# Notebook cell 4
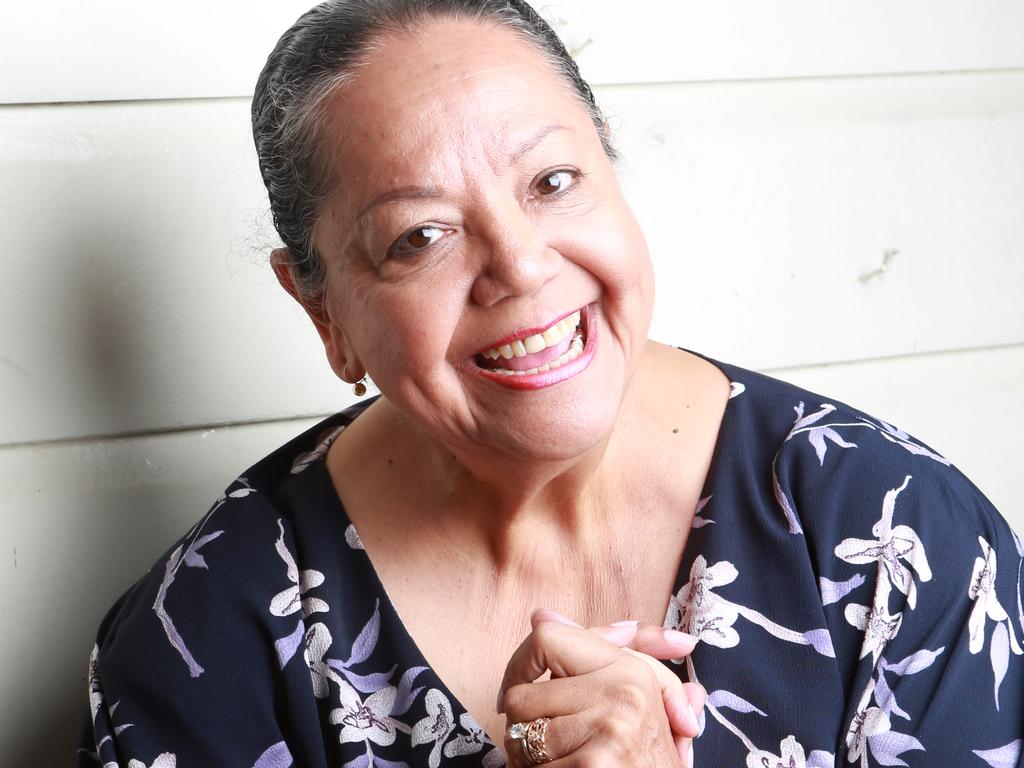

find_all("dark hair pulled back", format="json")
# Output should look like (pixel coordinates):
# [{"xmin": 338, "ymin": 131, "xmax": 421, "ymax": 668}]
[{"xmin": 251, "ymin": 0, "xmax": 614, "ymax": 299}]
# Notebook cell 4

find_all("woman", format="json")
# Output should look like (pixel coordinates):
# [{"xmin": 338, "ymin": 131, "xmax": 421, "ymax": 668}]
[{"xmin": 78, "ymin": 2, "xmax": 1023, "ymax": 767}]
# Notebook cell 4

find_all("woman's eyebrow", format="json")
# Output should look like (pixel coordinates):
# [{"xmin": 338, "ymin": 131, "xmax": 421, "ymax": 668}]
[
  {"xmin": 355, "ymin": 185, "xmax": 444, "ymax": 222},
  {"xmin": 353, "ymin": 125, "xmax": 570, "ymax": 225},
  {"xmin": 508, "ymin": 124, "xmax": 570, "ymax": 165}
]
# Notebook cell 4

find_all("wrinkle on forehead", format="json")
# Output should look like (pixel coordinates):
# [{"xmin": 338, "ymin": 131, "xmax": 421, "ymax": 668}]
[{"xmin": 322, "ymin": 20, "xmax": 587, "ymax": 184}]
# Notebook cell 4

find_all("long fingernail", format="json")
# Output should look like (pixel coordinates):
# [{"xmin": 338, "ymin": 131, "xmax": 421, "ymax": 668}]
[
  {"xmin": 611, "ymin": 619, "xmax": 638, "ymax": 627},
  {"xmin": 687, "ymin": 743, "xmax": 694, "ymax": 765},
  {"xmin": 686, "ymin": 703, "xmax": 699, "ymax": 732},
  {"xmin": 664, "ymin": 628, "xmax": 698, "ymax": 649},
  {"xmin": 496, "ymin": 689, "xmax": 504, "ymax": 714},
  {"xmin": 604, "ymin": 623, "xmax": 639, "ymax": 643}
]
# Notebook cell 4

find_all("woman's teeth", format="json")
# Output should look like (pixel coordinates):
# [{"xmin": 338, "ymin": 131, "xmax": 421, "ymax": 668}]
[
  {"xmin": 481, "ymin": 310, "xmax": 582, "ymax": 361},
  {"xmin": 489, "ymin": 333, "xmax": 584, "ymax": 376}
]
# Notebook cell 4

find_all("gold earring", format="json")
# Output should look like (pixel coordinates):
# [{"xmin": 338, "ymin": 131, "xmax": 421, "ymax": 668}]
[{"xmin": 352, "ymin": 377, "xmax": 368, "ymax": 397}]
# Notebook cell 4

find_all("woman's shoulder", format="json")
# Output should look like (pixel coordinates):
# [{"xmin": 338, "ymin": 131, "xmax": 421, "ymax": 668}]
[
  {"xmin": 80, "ymin": 403, "xmax": 380, "ymax": 766},
  {"xmin": 93, "ymin": 400, "xmax": 377, "ymax": 646},
  {"xmin": 677, "ymin": 353, "xmax": 1024, "ymax": 764},
  {"xmin": 705, "ymin": 352, "xmax": 1009, "ymax": 535}
]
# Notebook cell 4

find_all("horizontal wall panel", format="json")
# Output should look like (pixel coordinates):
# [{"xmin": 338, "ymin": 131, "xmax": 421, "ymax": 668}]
[
  {"xmin": 2, "ymin": 71, "xmax": 1022, "ymax": 445},
  {"xmin": 0, "ymin": 417, "xmax": 321, "ymax": 765},
  {"xmin": 0, "ymin": 0, "xmax": 315, "ymax": 105},
  {"xmin": 770, "ymin": 345, "xmax": 1024, "ymax": 528},
  {"xmin": 622, "ymin": 71, "xmax": 1024, "ymax": 366},
  {"xmin": 0, "ymin": 98, "xmax": 355, "ymax": 445},
  {"xmin": 3, "ymin": 1, "xmax": 1024, "ymax": 105},
  {"xmin": 557, "ymin": 0, "xmax": 1024, "ymax": 87}
]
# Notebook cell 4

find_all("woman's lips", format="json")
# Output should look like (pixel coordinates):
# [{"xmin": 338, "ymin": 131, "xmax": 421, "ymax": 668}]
[{"xmin": 469, "ymin": 306, "xmax": 595, "ymax": 387}]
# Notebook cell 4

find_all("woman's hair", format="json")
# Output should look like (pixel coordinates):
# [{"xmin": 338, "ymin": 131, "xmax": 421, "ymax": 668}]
[{"xmin": 252, "ymin": 0, "xmax": 614, "ymax": 300}]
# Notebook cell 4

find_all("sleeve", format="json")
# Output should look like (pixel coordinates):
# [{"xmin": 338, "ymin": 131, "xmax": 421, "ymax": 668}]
[
  {"xmin": 74, "ymin": 485, "xmax": 324, "ymax": 768},
  {"xmin": 778, "ymin": 409, "xmax": 1024, "ymax": 767}
]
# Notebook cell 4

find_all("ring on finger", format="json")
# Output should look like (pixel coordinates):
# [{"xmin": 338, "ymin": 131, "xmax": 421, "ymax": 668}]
[{"xmin": 507, "ymin": 717, "xmax": 553, "ymax": 765}]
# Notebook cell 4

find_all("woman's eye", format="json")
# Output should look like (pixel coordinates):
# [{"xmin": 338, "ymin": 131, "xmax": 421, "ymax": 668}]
[
  {"xmin": 535, "ymin": 169, "xmax": 577, "ymax": 196},
  {"xmin": 389, "ymin": 225, "xmax": 446, "ymax": 257}
]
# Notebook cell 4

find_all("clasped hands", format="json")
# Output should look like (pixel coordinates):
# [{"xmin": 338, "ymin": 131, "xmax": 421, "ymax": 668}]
[{"xmin": 498, "ymin": 609, "xmax": 705, "ymax": 767}]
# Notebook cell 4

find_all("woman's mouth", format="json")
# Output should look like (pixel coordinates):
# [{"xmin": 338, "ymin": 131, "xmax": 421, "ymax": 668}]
[
  {"xmin": 470, "ymin": 306, "xmax": 596, "ymax": 388},
  {"xmin": 476, "ymin": 309, "xmax": 584, "ymax": 375}
]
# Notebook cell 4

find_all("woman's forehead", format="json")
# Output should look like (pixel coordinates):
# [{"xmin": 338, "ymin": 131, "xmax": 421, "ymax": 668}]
[{"xmin": 319, "ymin": 19, "xmax": 595, "ymax": 198}]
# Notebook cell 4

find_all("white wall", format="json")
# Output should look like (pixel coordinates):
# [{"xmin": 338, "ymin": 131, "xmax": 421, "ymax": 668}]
[{"xmin": 1, "ymin": 2, "xmax": 1022, "ymax": 763}]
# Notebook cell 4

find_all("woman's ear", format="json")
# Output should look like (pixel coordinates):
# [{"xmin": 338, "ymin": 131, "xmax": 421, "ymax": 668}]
[{"xmin": 270, "ymin": 248, "xmax": 365, "ymax": 384}]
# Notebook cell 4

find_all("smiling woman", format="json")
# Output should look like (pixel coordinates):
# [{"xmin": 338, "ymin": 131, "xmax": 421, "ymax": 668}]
[{"xmin": 76, "ymin": 2, "xmax": 1023, "ymax": 768}]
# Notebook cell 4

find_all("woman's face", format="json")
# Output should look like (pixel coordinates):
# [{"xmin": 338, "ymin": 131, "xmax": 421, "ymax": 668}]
[{"xmin": 310, "ymin": 18, "xmax": 654, "ymax": 462}]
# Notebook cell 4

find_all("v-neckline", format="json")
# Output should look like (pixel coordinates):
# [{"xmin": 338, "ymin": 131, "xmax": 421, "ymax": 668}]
[{"xmin": 310, "ymin": 350, "xmax": 741, "ymax": 756}]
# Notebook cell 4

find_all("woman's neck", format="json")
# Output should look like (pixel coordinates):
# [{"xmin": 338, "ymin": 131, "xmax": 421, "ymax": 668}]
[{"xmin": 326, "ymin": 343, "xmax": 731, "ymax": 576}]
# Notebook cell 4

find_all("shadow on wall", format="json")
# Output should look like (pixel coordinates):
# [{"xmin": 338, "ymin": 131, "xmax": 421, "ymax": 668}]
[{"xmin": 3, "ymin": 167, "xmax": 237, "ymax": 764}]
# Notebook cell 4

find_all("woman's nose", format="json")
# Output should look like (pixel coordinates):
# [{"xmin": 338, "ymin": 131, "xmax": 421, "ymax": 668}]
[{"xmin": 468, "ymin": 208, "xmax": 562, "ymax": 307}]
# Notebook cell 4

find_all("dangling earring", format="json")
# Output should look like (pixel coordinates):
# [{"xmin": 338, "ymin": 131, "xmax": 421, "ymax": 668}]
[{"xmin": 352, "ymin": 377, "xmax": 368, "ymax": 397}]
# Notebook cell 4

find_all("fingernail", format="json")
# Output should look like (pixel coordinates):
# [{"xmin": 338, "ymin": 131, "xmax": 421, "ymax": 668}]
[
  {"xmin": 604, "ymin": 623, "xmax": 639, "ymax": 642},
  {"xmin": 611, "ymin": 620, "xmax": 638, "ymax": 627},
  {"xmin": 496, "ymin": 689, "xmax": 504, "ymax": 714},
  {"xmin": 664, "ymin": 628, "xmax": 698, "ymax": 649},
  {"xmin": 686, "ymin": 703, "xmax": 699, "ymax": 732},
  {"xmin": 687, "ymin": 743, "xmax": 694, "ymax": 765}
]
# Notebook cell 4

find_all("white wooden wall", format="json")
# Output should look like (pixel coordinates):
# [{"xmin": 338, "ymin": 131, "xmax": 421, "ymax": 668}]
[{"xmin": 1, "ymin": 1, "xmax": 1022, "ymax": 762}]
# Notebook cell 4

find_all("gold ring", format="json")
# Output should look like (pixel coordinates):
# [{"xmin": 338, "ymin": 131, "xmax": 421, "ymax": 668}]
[
  {"xmin": 506, "ymin": 717, "xmax": 553, "ymax": 765},
  {"xmin": 523, "ymin": 716, "xmax": 552, "ymax": 765}
]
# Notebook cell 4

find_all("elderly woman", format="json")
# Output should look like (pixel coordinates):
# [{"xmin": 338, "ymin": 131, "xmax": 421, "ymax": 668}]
[{"xmin": 78, "ymin": 1, "xmax": 1023, "ymax": 767}]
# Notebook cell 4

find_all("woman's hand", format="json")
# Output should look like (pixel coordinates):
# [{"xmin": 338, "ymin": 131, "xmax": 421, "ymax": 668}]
[{"xmin": 497, "ymin": 610, "xmax": 704, "ymax": 766}]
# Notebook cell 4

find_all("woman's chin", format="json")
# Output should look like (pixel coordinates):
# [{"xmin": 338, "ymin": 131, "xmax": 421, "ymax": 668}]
[{"xmin": 474, "ymin": 391, "xmax": 624, "ymax": 465}]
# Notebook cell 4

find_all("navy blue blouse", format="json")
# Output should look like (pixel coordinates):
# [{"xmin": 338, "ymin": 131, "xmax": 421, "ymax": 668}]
[{"xmin": 77, "ymin": 357, "xmax": 1023, "ymax": 768}]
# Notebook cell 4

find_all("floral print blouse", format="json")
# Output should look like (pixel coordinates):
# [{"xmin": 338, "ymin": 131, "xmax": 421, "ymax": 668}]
[{"xmin": 77, "ymin": 357, "xmax": 1023, "ymax": 768}]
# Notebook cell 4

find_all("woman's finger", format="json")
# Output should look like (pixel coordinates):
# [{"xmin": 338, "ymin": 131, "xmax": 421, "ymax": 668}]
[
  {"xmin": 589, "ymin": 619, "xmax": 702, "ymax": 745},
  {"xmin": 513, "ymin": 611, "xmax": 703, "ymax": 738},
  {"xmin": 504, "ymin": 663, "xmax": 683, "ymax": 767},
  {"xmin": 502, "ymin": 696, "xmax": 590, "ymax": 766},
  {"xmin": 591, "ymin": 620, "xmax": 699, "ymax": 660},
  {"xmin": 497, "ymin": 617, "xmax": 628, "ymax": 713},
  {"xmin": 619, "ymin": 647, "xmax": 701, "ymax": 739}
]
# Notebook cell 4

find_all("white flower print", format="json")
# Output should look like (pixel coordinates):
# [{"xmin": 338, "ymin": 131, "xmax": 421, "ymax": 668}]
[
  {"xmin": 88, "ymin": 645, "xmax": 104, "ymax": 722},
  {"xmin": 967, "ymin": 536, "xmax": 1023, "ymax": 709},
  {"xmin": 127, "ymin": 754, "xmax": 176, "ymax": 768},
  {"xmin": 269, "ymin": 520, "xmax": 329, "ymax": 618},
  {"xmin": 845, "ymin": 706, "xmax": 890, "ymax": 767},
  {"xmin": 834, "ymin": 476, "xmax": 931, "ymax": 610},
  {"xmin": 345, "ymin": 523, "xmax": 365, "ymax": 550},
  {"xmin": 291, "ymin": 426, "xmax": 345, "ymax": 473},
  {"xmin": 668, "ymin": 556, "xmax": 835, "ymax": 658},
  {"xmin": 667, "ymin": 556, "xmax": 740, "ymax": 649},
  {"xmin": 330, "ymin": 682, "xmax": 399, "ymax": 747},
  {"xmin": 747, "ymin": 735, "xmax": 807, "ymax": 768},
  {"xmin": 968, "ymin": 536, "xmax": 1021, "ymax": 654},
  {"xmin": 304, "ymin": 622, "xmax": 339, "ymax": 699},
  {"xmin": 411, "ymin": 689, "xmax": 456, "ymax": 768},
  {"xmin": 844, "ymin": 592, "xmax": 903, "ymax": 665},
  {"xmin": 443, "ymin": 712, "xmax": 505, "ymax": 766},
  {"xmin": 843, "ymin": 669, "xmax": 925, "ymax": 766},
  {"xmin": 692, "ymin": 495, "xmax": 715, "ymax": 529}
]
